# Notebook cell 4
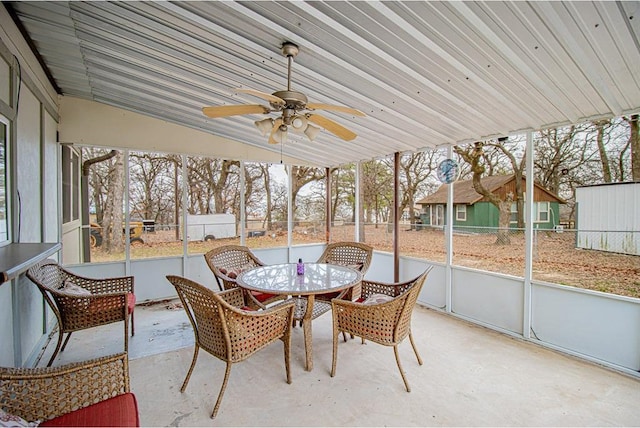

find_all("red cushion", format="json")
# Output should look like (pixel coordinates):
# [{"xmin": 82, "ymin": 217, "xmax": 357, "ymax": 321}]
[
  {"xmin": 251, "ymin": 291, "xmax": 277, "ymax": 302},
  {"xmin": 40, "ymin": 393, "xmax": 139, "ymax": 427},
  {"xmin": 355, "ymin": 297, "xmax": 365, "ymax": 303},
  {"xmin": 128, "ymin": 293, "xmax": 136, "ymax": 314}
]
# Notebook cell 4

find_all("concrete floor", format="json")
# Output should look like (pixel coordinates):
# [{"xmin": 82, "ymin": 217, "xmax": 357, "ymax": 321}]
[{"xmin": 44, "ymin": 300, "xmax": 640, "ymax": 427}]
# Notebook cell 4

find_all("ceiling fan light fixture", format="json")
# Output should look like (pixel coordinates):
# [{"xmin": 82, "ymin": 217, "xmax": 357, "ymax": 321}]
[
  {"xmin": 255, "ymin": 118, "xmax": 274, "ymax": 136},
  {"xmin": 274, "ymin": 125, "xmax": 288, "ymax": 144},
  {"xmin": 304, "ymin": 124, "xmax": 321, "ymax": 141},
  {"xmin": 291, "ymin": 115, "xmax": 307, "ymax": 130}
]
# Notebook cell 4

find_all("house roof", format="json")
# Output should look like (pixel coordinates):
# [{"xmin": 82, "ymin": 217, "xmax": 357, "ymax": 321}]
[
  {"xmin": 417, "ymin": 174, "xmax": 565, "ymax": 205},
  {"xmin": 6, "ymin": 1, "xmax": 640, "ymax": 168}
]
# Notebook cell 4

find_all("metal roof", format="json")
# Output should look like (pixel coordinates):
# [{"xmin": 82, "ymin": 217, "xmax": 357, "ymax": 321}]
[{"xmin": 8, "ymin": 1, "xmax": 640, "ymax": 167}]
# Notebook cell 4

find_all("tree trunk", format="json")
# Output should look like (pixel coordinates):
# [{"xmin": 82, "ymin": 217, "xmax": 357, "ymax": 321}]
[
  {"xmin": 496, "ymin": 200, "xmax": 512, "ymax": 245},
  {"xmin": 629, "ymin": 114, "xmax": 640, "ymax": 181},
  {"xmin": 595, "ymin": 120, "xmax": 612, "ymax": 182},
  {"xmin": 103, "ymin": 151, "xmax": 124, "ymax": 253}
]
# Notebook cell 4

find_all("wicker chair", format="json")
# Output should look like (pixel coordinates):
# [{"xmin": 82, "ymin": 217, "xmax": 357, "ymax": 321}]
[
  {"xmin": 0, "ymin": 353, "xmax": 139, "ymax": 426},
  {"xmin": 203, "ymin": 245, "xmax": 284, "ymax": 309},
  {"xmin": 315, "ymin": 241, "xmax": 373, "ymax": 302},
  {"xmin": 166, "ymin": 275, "xmax": 295, "ymax": 419},
  {"xmin": 330, "ymin": 267, "xmax": 432, "ymax": 392},
  {"xmin": 26, "ymin": 259, "xmax": 135, "ymax": 367}
]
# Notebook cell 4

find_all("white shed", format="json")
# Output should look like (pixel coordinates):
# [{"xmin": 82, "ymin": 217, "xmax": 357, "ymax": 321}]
[{"xmin": 575, "ymin": 182, "xmax": 640, "ymax": 255}]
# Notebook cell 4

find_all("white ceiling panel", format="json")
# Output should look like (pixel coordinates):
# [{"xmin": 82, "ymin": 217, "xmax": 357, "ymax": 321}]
[{"xmin": 7, "ymin": 1, "xmax": 640, "ymax": 167}]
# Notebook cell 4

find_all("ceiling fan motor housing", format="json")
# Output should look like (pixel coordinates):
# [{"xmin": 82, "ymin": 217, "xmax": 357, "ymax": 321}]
[{"xmin": 271, "ymin": 90, "xmax": 308, "ymax": 110}]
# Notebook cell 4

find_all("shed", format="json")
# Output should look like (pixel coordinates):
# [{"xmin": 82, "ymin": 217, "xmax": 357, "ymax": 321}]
[
  {"xmin": 575, "ymin": 182, "xmax": 640, "ymax": 256},
  {"xmin": 417, "ymin": 174, "xmax": 565, "ymax": 231}
]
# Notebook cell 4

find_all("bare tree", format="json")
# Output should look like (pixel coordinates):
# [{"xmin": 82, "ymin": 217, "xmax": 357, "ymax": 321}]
[
  {"xmin": 289, "ymin": 166, "xmax": 325, "ymax": 219},
  {"xmin": 330, "ymin": 165, "xmax": 355, "ymax": 223},
  {"xmin": 486, "ymin": 137, "xmax": 526, "ymax": 228},
  {"xmin": 592, "ymin": 119, "xmax": 613, "ymax": 183},
  {"xmin": 455, "ymin": 142, "xmax": 513, "ymax": 244},
  {"xmin": 626, "ymin": 114, "xmax": 639, "ymax": 180},
  {"xmin": 361, "ymin": 159, "xmax": 393, "ymax": 226},
  {"xmin": 101, "ymin": 151, "xmax": 125, "ymax": 253}
]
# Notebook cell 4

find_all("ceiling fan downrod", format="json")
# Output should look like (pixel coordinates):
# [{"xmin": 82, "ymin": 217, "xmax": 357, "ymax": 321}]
[{"xmin": 281, "ymin": 42, "xmax": 299, "ymax": 92}]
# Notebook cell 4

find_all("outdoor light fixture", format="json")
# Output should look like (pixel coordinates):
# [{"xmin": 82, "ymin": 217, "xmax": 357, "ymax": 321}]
[
  {"xmin": 254, "ymin": 118, "xmax": 274, "ymax": 136},
  {"xmin": 304, "ymin": 124, "xmax": 321, "ymax": 141},
  {"xmin": 255, "ymin": 113, "xmax": 321, "ymax": 144}
]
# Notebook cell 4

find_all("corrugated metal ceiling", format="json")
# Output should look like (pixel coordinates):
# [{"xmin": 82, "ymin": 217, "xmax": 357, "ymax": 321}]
[{"xmin": 8, "ymin": 1, "xmax": 640, "ymax": 167}]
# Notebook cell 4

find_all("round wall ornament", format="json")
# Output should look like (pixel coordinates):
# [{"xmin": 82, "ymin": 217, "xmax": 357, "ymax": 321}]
[{"xmin": 436, "ymin": 159, "xmax": 459, "ymax": 184}]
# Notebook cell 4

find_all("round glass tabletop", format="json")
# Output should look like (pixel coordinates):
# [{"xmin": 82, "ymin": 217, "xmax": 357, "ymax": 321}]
[{"xmin": 237, "ymin": 262, "xmax": 361, "ymax": 295}]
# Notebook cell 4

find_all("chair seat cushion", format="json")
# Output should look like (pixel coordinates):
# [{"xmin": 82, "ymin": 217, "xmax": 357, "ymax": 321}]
[
  {"xmin": 39, "ymin": 393, "xmax": 139, "ymax": 427},
  {"xmin": 251, "ymin": 290, "xmax": 277, "ymax": 302},
  {"xmin": 360, "ymin": 293, "xmax": 394, "ymax": 305},
  {"xmin": 128, "ymin": 293, "xmax": 136, "ymax": 314},
  {"xmin": 85, "ymin": 293, "xmax": 135, "ymax": 315}
]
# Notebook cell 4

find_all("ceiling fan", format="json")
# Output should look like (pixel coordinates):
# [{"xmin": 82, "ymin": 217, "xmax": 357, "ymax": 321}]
[{"xmin": 202, "ymin": 42, "xmax": 365, "ymax": 144}]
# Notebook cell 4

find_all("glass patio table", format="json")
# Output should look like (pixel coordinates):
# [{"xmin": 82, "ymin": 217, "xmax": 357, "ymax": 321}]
[{"xmin": 237, "ymin": 262, "xmax": 362, "ymax": 371}]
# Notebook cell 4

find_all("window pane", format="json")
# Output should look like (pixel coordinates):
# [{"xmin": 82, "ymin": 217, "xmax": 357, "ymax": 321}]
[
  {"xmin": 291, "ymin": 166, "xmax": 325, "ymax": 246},
  {"xmin": 185, "ymin": 156, "xmax": 241, "ymax": 255},
  {"xmin": 0, "ymin": 120, "xmax": 8, "ymax": 244},
  {"xmin": 62, "ymin": 146, "xmax": 71, "ymax": 223},
  {"xmin": 249, "ymin": 163, "xmax": 288, "ymax": 249},
  {"xmin": 84, "ymin": 148, "xmax": 125, "ymax": 262},
  {"xmin": 532, "ymin": 118, "xmax": 639, "ymax": 298},
  {"xmin": 72, "ymin": 152, "xmax": 79, "ymax": 221},
  {"xmin": 329, "ymin": 163, "xmax": 355, "ymax": 243},
  {"xmin": 129, "ymin": 151, "xmax": 182, "ymax": 259}
]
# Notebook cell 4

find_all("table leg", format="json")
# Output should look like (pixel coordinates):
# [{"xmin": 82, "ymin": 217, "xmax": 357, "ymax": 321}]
[{"xmin": 302, "ymin": 294, "xmax": 314, "ymax": 371}]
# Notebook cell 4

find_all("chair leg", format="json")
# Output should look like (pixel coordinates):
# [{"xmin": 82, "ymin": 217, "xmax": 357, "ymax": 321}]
[
  {"xmin": 59, "ymin": 332, "xmax": 73, "ymax": 353},
  {"xmin": 342, "ymin": 331, "xmax": 348, "ymax": 342},
  {"xmin": 180, "ymin": 346, "xmax": 200, "ymax": 392},
  {"xmin": 46, "ymin": 330, "xmax": 66, "ymax": 367},
  {"xmin": 408, "ymin": 331, "xmax": 423, "ymax": 365},
  {"xmin": 393, "ymin": 345, "xmax": 411, "ymax": 392},
  {"xmin": 211, "ymin": 362, "xmax": 232, "ymax": 419},
  {"xmin": 130, "ymin": 310, "xmax": 135, "ymax": 336},
  {"xmin": 284, "ymin": 331, "xmax": 291, "ymax": 384},
  {"xmin": 331, "ymin": 326, "xmax": 339, "ymax": 377}
]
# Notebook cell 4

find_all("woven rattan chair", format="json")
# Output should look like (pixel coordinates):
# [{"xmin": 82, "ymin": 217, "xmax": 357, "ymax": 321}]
[
  {"xmin": 0, "ymin": 353, "xmax": 138, "ymax": 426},
  {"xmin": 203, "ymin": 245, "xmax": 284, "ymax": 309},
  {"xmin": 26, "ymin": 259, "xmax": 135, "ymax": 367},
  {"xmin": 330, "ymin": 267, "xmax": 432, "ymax": 392},
  {"xmin": 166, "ymin": 275, "xmax": 295, "ymax": 419},
  {"xmin": 316, "ymin": 241, "xmax": 373, "ymax": 302}
]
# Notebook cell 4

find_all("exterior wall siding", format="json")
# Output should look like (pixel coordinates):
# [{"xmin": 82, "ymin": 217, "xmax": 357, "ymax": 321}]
[{"xmin": 421, "ymin": 201, "xmax": 560, "ymax": 231}]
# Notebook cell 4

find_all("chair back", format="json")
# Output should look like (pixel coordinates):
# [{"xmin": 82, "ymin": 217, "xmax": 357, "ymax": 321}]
[
  {"xmin": 26, "ymin": 260, "xmax": 72, "ymax": 323},
  {"xmin": 166, "ymin": 275, "xmax": 232, "ymax": 359},
  {"xmin": 26, "ymin": 259, "xmax": 68, "ymax": 293},
  {"xmin": 317, "ymin": 241, "xmax": 373, "ymax": 274},
  {"xmin": 394, "ymin": 269, "xmax": 430, "ymax": 342},
  {"xmin": 204, "ymin": 245, "xmax": 265, "ymax": 291}
]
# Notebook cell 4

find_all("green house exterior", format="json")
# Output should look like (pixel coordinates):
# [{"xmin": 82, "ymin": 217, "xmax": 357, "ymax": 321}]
[{"xmin": 417, "ymin": 175, "xmax": 564, "ymax": 231}]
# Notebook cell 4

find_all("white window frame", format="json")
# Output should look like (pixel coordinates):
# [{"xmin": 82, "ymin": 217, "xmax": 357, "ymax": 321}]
[
  {"xmin": 510, "ymin": 202, "xmax": 518, "ymax": 223},
  {"xmin": 536, "ymin": 201, "xmax": 549, "ymax": 222},
  {"xmin": 455, "ymin": 204, "xmax": 467, "ymax": 221},
  {"xmin": 431, "ymin": 204, "xmax": 445, "ymax": 226}
]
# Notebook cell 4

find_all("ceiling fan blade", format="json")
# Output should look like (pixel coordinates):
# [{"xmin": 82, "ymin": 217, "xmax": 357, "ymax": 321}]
[
  {"xmin": 235, "ymin": 88, "xmax": 285, "ymax": 105},
  {"xmin": 202, "ymin": 104, "xmax": 270, "ymax": 118},
  {"xmin": 307, "ymin": 114, "xmax": 357, "ymax": 141},
  {"xmin": 306, "ymin": 103, "xmax": 366, "ymax": 117},
  {"xmin": 268, "ymin": 118, "xmax": 284, "ymax": 145}
]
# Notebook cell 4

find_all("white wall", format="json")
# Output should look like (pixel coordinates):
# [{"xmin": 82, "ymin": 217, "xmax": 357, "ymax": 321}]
[{"xmin": 0, "ymin": 7, "xmax": 60, "ymax": 366}]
